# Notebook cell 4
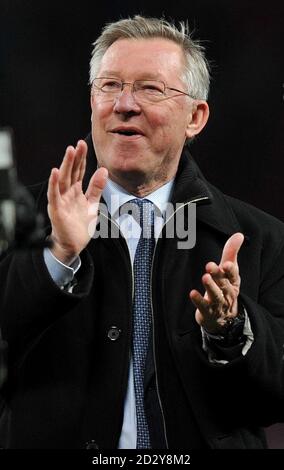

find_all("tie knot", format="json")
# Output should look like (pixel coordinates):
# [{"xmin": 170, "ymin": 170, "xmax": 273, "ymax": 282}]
[
  {"xmin": 125, "ymin": 199, "xmax": 154, "ymax": 238},
  {"xmin": 131, "ymin": 197, "xmax": 153, "ymax": 211},
  {"xmin": 132, "ymin": 198, "xmax": 153, "ymax": 224}
]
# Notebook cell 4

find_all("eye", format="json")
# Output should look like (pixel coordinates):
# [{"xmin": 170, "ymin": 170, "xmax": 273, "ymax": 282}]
[
  {"xmin": 101, "ymin": 79, "xmax": 121, "ymax": 92},
  {"xmin": 137, "ymin": 81, "xmax": 164, "ymax": 95}
]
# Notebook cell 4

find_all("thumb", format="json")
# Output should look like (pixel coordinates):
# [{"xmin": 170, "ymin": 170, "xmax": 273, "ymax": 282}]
[
  {"xmin": 85, "ymin": 167, "xmax": 108, "ymax": 203},
  {"xmin": 220, "ymin": 232, "xmax": 244, "ymax": 265}
]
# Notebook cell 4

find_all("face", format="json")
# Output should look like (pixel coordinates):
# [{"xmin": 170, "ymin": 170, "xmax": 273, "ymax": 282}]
[{"xmin": 90, "ymin": 38, "xmax": 208, "ymax": 193}]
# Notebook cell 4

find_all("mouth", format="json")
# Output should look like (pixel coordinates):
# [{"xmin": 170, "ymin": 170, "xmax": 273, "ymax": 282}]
[{"xmin": 109, "ymin": 127, "xmax": 145, "ymax": 139}]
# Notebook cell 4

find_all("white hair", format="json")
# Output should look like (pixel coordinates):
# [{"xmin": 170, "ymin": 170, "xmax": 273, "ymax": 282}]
[{"xmin": 89, "ymin": 15, "xmax": 210, "ymax": 100}]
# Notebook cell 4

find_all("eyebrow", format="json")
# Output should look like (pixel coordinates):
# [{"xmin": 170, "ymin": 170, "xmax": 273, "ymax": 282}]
[{"xmin": 98, "ymin": 71, "xmax": 165, "ymax": 80}]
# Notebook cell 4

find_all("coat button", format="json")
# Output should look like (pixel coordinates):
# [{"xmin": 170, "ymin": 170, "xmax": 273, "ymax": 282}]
[
  {"xmin": 107, "ymin": 326, "xmax": 121, "ymax": 341},
  {"xmin": 85, "ymin": 439, "xmax": 99, "ymax": 449}
]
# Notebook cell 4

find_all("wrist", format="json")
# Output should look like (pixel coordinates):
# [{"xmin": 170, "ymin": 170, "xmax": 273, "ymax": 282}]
[
  {"xmin": 204, "ymin": 302, "xmax": 245, "ymax": 335},
  {"xmin": 49, "ymin": 238, "xmax": 79, "ymax": 266},
  {"xmin": 204, "ymin": 307, "xmax": 246, "ymax": 345}
]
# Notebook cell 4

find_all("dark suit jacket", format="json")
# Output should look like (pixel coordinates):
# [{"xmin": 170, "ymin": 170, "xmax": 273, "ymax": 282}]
[{"xmin": 0, "ymin": 140, "xmax": 284, "ymax": 448}]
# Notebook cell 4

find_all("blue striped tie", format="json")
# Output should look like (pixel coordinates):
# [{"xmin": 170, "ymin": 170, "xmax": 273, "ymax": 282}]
[{"xmin": 131, "ymin": 199, "xmax": 154, "ymax": 449}]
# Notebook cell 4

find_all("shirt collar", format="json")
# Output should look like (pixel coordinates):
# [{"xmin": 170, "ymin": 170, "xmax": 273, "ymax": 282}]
[{"xmin": 102, "ymin": 177, "xmax": 174, "ymax": 219}]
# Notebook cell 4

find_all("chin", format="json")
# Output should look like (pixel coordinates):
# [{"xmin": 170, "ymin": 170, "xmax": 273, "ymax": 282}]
[
  {"xmin": 111, "ymin": 164, "xmax": 149, "ymax": 185},
  {"xmin": 110, "ymin": 153, "xmax": 148, "ymax": 172}
]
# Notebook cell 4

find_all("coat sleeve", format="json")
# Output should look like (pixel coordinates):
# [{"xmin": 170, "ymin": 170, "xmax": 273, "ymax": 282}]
[
  {"xmin": 0, "ymin": 247, "xmax": 94, "ymax": 367},
  {"xmin": 198, "ymin": 214, "xmax": 284, "ymax": 425},
  {"xmin": 238, "ymin": 232, "xmax": 284, "ymax": 413},
  {"xmin": 173, "ymin": 208, "xmax": 284, "ymax": 431}
]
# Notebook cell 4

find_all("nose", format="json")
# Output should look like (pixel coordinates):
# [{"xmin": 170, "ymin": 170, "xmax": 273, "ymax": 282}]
[{"xmin": 113, "ymin": 85, "xmax": 141, "ymax": 114}]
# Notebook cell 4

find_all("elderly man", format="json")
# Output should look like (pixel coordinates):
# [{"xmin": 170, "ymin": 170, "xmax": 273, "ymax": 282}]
[{"xmin": 0, "ymin": 15, "xmax": 284, "ymax": 449}]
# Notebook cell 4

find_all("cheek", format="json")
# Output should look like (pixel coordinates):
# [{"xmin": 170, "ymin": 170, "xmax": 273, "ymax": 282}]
[
  {"xmin": 149, "ymin": 105, "xmax": 188, "ymax": 142},
  {"xmin": 150, "ymin": 114, "xmax": 184, "ymax": 150},
  {"xmin": 91, "ymin": 98, "xmax": 112, "ymax": 125},
  {"xmin": 148, "ymin": 110, "xmax": 172, "ymax": 140},
  {"xmin": 91, "ymin": 109, "xmax": 108, "ymax": 144}
]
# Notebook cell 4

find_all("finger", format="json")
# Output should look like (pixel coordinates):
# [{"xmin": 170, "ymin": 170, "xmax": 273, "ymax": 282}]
[
  {"xmin": 85, "ymin": 167, "xmax": 108, "ymax": 203},
  {"xmin": 205, "ymin": 265, "xmax": 239, "ymax": 310},
  {"xmin": 47, "ymin": 168, "xmax": 61, "ymax": 208},
  {"xmin": 206, "ymin": 262, "xmax": 223, "ymax": 281},
  {"xmin": 189, "ymin": 289, "xmax": 210, "ymax": 316},
  {"xmin": 202, "ymin": 273, "xmax": 225, "ymax": 306},
  {"xmin": 70, "ymin": 143, "xmax": 83, "ymax": 185},
  {"xmin": 205, "ymin": 261, "xmax": 240, "ymax": 297},
  {"xmin": 73, "ymin": 180, "xmax": 83, "ymax": 197},
  {"xmin": 190, "ymin": 289, "xmax": 212, "ymax": 328},
  {"xmin": 220, "ymin": 232, "xmax": 244, "ymax": 265},
  {"xmin": 222, "ymin": 260, "xmax": 240, "ymax": 285},
  {"xmin": 58, "ymin": 145, "xmax": 75, "ymax": 192},
  {"xmin": 78, "ymin": 145, "xmax": 87, "ymax": 182},
  {"xmin": 71, "ymin": 140, "xmax": 88, "ymax": 185},
  {"xmin": 206, "ymin": 262, "xmax": 232, "ymax": 291}
]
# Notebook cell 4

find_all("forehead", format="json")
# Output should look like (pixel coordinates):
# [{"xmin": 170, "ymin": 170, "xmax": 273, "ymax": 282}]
[{"xmin": 98, "ymin": 38, "xmax": 185, "ymax": 81}]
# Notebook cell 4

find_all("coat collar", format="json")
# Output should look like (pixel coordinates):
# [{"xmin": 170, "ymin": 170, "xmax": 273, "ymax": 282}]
[
  {"xmin": 84, "ymin": 134, "xmax": 243, "ymax": 238},
  {"xmin": 171, "ymin": 145, "xmax": 244, "ymax": 237}
]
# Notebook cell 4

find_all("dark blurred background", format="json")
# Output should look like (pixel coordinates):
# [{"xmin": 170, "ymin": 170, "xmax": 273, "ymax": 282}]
[{"xmin": 1, "ymin": 0, "xmax": 284, "ymax": 447}]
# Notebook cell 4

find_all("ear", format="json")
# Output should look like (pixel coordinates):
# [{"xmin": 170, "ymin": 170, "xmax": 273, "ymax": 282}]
[{"xmin": 185, "ymin": 101, "xmax": 209, "ymax": 139}]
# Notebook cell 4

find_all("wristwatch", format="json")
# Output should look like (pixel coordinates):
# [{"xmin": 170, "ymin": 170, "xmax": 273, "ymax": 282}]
[{"xmin": 204, "ymin": 306, "xmax": 246, "ymax": 347}]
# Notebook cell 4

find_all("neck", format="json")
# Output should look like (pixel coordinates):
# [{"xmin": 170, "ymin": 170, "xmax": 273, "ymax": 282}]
[{"xmin": 109, "ymin": 171, "xmax": 175, "ymax": 197}]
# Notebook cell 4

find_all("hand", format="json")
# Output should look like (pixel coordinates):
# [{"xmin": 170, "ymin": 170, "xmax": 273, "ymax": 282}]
[
  {"xmin": 47, "ymin": 140, "xmax": 108, "ymax": 264},
  {"xmin": 189, "ymin": 233, "xmax": 244, "ymax": 335}
]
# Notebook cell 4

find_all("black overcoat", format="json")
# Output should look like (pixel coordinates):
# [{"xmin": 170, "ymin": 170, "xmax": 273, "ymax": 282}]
[{"xmin": 1, "ymin": 139, "xmax": 284, "ymax": 448}]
